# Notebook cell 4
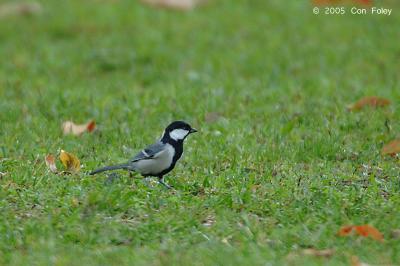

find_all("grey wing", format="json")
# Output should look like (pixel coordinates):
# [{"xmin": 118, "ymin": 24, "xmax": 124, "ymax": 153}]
[{"xmin": 130, "ymin": 142, "xmax": 167, "ymax": 162}]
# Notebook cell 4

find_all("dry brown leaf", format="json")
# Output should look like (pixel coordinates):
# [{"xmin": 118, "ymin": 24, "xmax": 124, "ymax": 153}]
[
  {"xmin": 347, "ymin": 96, "xmax": 391, "ymax": 111},
  {"xmin": 45, "ymin": 154, "xmax": 58, "ymax": 173},
  {"xmin": 141, "ymin": 0, "xmax": 204, "ymax": 10},
  {"xmin": 59, "ymin": 150, "xmax": 80, "ymax": 173},
  {"xmin": 302, "ymin": 248, "xmax": 335, "ymax": 258},
  {"xmin": 202, "ymin": 215, "xmax": 215, "ymax": 227},
  {"xmin": 87, "ymin": 120, "xmax": 96, "ymax": 132},
  {"xmin": 2, "ymin": 180, "xmax": 20, "ymax": 190},
  {"xmin": 390, "ymin": 229, "xmax": 400, "ymax": 239},
  {"xmin": 381, "ymin": 139, "xmax": 400, "ymax": 156},
  {"xmin": 205, "ymin": 112, "xmax": 222, "ymax": 123},
  {"xmin": 351, "ymin": 256, "xmax": 371, "ymax": 266},
  {"xmin": 251, "ymin": 184, "xmax": 261, "ymax": 193},
  {"xmin": 0, "ymin": 2, "xmax": 42, "ymax": 18},
  {"xmin": 338, "ymin": 225, "xmax": 384, "ymax": 242},
  {"xmin": 221, "ymin": 235, "xmax": 232, "ymax": 245},
  {"xmin": 62, "ymin": 120, "xmax": 96, "ymax": 136},
  {"xmin": 0, "ymin": 172, "xmax": 6, "ymax": 180},
  {"xmin": 71, "ymin": 197, "xmax": 80, "ymax": 207}
]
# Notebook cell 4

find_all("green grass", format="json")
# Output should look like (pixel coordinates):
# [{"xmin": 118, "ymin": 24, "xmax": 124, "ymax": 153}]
[{"xmin": 1, "ymin": 0, "xmax": 400, "ymax": 265}]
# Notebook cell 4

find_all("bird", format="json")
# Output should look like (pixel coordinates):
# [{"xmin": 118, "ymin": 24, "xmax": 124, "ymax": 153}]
[{"xmin": 90, "ymin": 121, "xmax": 197, "ymax": 189}]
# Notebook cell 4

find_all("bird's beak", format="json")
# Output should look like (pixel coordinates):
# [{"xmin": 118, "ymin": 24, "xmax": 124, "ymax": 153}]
[{"xmin": 189, "ymin": 128, "xmax": 198, "ymax": 134}]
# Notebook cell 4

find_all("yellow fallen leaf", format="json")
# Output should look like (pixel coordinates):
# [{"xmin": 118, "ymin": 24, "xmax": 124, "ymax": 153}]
[
  {"xmin": 62, "ymin": 120, "xmax": 96, "ymax": 136},
  {"xmin": 45, "ymin": 154, "xmax": 58, "ymax": 173},
  {"xmin": 59, "ymin": 150, "xmax": 80, "ymax": 173}
]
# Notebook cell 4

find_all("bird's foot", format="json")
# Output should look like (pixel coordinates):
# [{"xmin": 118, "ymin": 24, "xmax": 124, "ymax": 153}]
[{"xmin": 158, "ymin": 179, "xmax": 173, "ymax": 190}]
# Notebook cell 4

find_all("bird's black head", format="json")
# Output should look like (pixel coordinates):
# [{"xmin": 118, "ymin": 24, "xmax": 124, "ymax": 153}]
[{"xmin": 161, "ymin": 120, "xmax": 197, "ymax": 142}]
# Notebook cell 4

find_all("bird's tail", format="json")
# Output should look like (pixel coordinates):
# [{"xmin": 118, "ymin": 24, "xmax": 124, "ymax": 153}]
[{"xmin": 89, "ymin": 163, "xmax": 131, "ymax": 175}]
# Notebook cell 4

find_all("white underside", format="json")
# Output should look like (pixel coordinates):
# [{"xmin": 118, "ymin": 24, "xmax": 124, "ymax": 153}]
[{"xmin": 132, "ymin": 143, "xmax": 175, "ymax": 175}]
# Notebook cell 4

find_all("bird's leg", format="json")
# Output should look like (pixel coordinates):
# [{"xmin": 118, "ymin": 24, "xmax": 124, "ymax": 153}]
[{"xmin": 158, "ymin": 176, "xmax": 172, "ymax": 189}]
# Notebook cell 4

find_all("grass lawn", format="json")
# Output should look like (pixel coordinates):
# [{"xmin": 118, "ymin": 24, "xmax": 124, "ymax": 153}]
[{"xmin": 1, "ymin": 0, "xmax": 400, "ymax": 265}]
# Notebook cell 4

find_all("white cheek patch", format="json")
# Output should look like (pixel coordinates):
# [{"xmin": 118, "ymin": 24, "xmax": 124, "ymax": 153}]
[{"xmin": 169, "ymin": 129, "xmax": 189, "ymax": 140}]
